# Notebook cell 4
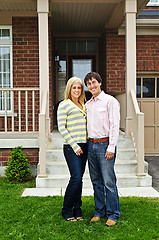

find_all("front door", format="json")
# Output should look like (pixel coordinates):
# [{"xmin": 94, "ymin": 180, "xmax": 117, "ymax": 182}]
[
  {"xmin": 69, "ymin": 56, "xmax": 96, "ymax": 100},
  {"xmin": 54, "ymin": 39, "xmax": 97, "ymax": 128}
]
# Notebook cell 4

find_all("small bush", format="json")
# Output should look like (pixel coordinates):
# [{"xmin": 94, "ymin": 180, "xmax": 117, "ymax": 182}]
[{"xmin": 5, "ymin": 146, "xmax": 31, "ymax": 182}]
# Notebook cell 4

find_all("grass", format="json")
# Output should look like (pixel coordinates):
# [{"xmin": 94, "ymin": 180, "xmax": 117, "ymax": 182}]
[{"xmin": 0, "ymin": 178, "xmax": 159, "ymax": 240}]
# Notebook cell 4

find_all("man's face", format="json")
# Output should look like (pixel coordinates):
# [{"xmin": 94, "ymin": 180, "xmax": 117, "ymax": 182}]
[{"xmin": 86, "ymin": 77, "xmax": 101, "ymax": 97}]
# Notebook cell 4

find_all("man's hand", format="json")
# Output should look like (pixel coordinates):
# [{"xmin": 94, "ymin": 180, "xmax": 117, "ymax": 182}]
[
  {"xmin": 76, "ymin": 148, "xmax": 83, "ymax": 156},
  {"xmin": 105, "ymin": 151, "xmax": 114, "ymax": 160}
]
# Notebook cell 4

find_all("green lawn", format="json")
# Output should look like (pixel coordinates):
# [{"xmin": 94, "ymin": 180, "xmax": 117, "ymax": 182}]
[{"xmin": 0, "ymin": 178, "xmax": 159, "ymax": 240}]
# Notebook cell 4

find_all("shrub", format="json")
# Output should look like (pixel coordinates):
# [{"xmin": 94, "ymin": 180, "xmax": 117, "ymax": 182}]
[{"xmin": 5, "ymin": 146, "xmax": 31, "ymax": 182}]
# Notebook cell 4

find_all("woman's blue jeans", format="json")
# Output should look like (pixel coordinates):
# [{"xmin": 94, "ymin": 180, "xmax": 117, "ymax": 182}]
[
  {"xmin": 88, "ymin": 140, "xmax": 120, "ymax": 221},
  {"xmin": 62, "ymin": 143, "xmax": 87, "ymax": 219}
]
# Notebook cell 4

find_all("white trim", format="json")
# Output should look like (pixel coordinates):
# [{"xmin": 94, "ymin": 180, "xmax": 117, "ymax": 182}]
[
  {"xmin": 118, "ymin": 19, "xmax": 159, "ymax": 35},
  {"xmin": 0, "ymin": 26, "xmax": 13, "ymax": 113},
  {"xmin": 0, "ymin": 26, "xmax": 12, "ymax": 44},
  {"xmin": 147, "ymin": 0, "xmax": 159, "ymax": 6}
]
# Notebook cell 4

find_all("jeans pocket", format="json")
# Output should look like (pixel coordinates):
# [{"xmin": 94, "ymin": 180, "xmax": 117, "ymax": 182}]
[{"xmin": 100, "ymin": 141, "xmax": 109, "ymax": 148}]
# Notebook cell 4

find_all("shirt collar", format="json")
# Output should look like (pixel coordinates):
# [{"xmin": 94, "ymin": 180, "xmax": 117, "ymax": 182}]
[{"xmin": 89, "ymin": 91, "xmax": 104, "ymax": 102}]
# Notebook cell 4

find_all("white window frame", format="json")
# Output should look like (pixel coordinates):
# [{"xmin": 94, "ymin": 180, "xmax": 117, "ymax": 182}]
[
  {"xmin": 0, "ymin": 26, "xmax": 13, "ymax": 114},
  {"xmin": 147, "ymin": 0, "xmax": 159, "ymax": 6}
]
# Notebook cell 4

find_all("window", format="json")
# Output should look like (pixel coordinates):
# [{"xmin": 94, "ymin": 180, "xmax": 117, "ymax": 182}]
[
  {"xmin": 137, "ymin": 76, "xmax": 159, "ymax": 98},
  {"xmin": 57, "ymin": 40, "xmax": 97, "ymax": 54},
  {"xmin": 147, "ymin": 0, "xmax": 159, "ymax": 6},
  {"xmin": 0, "ymin": 26, "xmax": 12, "ymax": 111}
]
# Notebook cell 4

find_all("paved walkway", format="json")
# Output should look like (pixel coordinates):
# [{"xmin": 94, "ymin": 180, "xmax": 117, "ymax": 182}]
[
  {"xmin": 22, "ymin": 186, "xmax": 159, "ymax": 198},
  {"xmin": 145, "ymin": 156, "xmax": 159, "ymax": 192}
]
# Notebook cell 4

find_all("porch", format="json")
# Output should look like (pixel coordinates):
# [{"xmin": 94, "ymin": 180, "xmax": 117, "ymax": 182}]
[{"xmin": 0, "ymin": 0, "xmax": 154, "ymax": 192}]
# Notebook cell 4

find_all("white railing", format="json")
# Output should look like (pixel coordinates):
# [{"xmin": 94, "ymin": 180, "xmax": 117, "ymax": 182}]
[
  {"xmin": 0, "ymin": 87, "xmax": 39, "ymax": 134},
  {"xmin": 130, "ymin": 90, "xmax": 145, "ymax": 176},
  {"xmin": 115, "ymin": 91, "xmax": 126, "ymax": 131},
  {"xmin": 38, "ymin": 90, "xmax": 50, "ymax": 178}
]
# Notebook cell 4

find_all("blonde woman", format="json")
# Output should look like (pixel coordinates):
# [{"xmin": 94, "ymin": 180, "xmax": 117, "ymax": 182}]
[{"xmin": 57, "ymin": 77, "xmax": 87, "ymax": 222}]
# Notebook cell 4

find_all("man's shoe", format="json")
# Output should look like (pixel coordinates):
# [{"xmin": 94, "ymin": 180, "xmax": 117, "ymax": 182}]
[
  {"xmin": 106, "ymin": 219, "xmax": 116, "ymax": 226},
  {"xmin": 90, "ymin": 216, "xmax": 101, "ymax": 222}
]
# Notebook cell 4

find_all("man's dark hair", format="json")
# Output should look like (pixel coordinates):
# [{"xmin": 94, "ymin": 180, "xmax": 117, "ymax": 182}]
[{"xmin": 84, "ymin": 72, "xmax": 102, "ymax": 86}]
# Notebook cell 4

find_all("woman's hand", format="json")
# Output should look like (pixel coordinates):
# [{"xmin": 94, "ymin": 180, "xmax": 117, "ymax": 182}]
[{"xmin": 76, "ymin": 148, "xmax": 83, "ymax": 156}]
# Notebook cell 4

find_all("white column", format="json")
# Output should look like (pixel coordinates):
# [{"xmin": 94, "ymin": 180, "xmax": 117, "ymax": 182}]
[
  {"xmin": 125, "ymin": 0, "xmax": 137, "ymax": 137},
  {"xmin": 37, "ymin": 0, "xmax": 49, "ymax": 178},
  {"xmin": 37, "ymin": 0, "xmax": 49, "ymax": 115}
]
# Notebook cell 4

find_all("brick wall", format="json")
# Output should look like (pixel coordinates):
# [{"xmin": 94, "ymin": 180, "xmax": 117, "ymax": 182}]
[
  {"xmin": 11, "ymin": 16, "xmax": 53, "ymax": 132},
  {"xmin": 0, "ymin": 149, "xmax": 39, "ymax": 167},
  {"xmin": 106, "ymin": 31, "xmax": 159, "ymax": 94},
  {"xmin": 106, "ymin": 31, "xmax": 125, "ymax": 93},
  {"xmin": 12, "ymin": 17, "xmax": 39, "ymax": 131},
  {"xmin": 137, "ymin": 35, "xmax": 159, "ymax": 71}
]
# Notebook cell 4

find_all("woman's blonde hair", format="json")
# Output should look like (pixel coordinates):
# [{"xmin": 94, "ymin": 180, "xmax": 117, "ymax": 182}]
[{"xmin": 65, "ymin": 76, "xmax": 86, "ymax": 104}]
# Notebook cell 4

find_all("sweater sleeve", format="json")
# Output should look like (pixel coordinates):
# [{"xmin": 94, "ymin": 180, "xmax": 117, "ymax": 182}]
[{"xmin": 57, "ymin": 101, "xmax": 81, "ymax": 153}]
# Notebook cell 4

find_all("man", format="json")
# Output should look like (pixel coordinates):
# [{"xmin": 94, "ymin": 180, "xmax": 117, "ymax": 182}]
[{"xmin": 84, "ymin": 72, "xmax": 120, "ymax": 227}]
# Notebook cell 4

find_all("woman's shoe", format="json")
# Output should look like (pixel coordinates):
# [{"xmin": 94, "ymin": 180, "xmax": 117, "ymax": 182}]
[
  {"xmin": 66, "ymin": 217, "xmax": 77, "ymax": 222},
  {"xmin": 76, "ymin": 217, "xmax": 84, "ymax": 220}
]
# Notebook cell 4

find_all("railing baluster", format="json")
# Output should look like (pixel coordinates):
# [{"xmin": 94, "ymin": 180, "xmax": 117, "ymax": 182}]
[
  {"xmin": 4, "ymin": 91, "xmax": 7, "ymax": 132},
  {"xmin": 0, "ymin": 87, "xmax": 39, "ymax": 134},
  {"xmin": 32, "ymin": 90, "xmax": 35, "ymax": 132},
  {"xmin": 25, "ymin": 90, "xmax": 28, "ymax": 132},
  {"xmin": 11, "ymin": 91, "xmax": 14, "ymax": 132},
  {"xmin": 18, "ymin": 90, "xmax": 21, "ymax": 132}
]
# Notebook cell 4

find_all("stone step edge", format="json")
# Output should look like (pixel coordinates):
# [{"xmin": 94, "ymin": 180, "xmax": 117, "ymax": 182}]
[
  {"xmin": 42, "ymin": 159, "xmax": 138, "ymax": 164},
  {"xmin": 36, "ymin": 173, "xmax": 151, "ymax": 179}
]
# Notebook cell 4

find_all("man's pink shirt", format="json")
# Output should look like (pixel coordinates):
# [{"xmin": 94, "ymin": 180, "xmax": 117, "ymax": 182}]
[{"xmin": 85, "ymin": 91, "xmax": 120, "ymax": 153}]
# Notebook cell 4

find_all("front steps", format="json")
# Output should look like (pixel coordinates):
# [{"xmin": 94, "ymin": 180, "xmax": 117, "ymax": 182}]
[{"xmin": 36, "ymin": 131, "xmax": 152, "ymax": 191}]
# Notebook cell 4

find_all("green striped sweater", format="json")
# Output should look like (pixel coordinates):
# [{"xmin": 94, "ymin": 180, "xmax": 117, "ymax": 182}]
[{"xmin": 57, "ymin": 99, "xmax": 87, "ymax": 153}]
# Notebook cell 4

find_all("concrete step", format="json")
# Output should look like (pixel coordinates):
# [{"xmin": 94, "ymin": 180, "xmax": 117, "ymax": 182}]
[
  {"xmin": 116, "ymin": 148, "xmax": 136, "ymax": 160},
  {"xmin": 37, "ymin": 160, "xmax": 148, "ymax": 175},
  {"xmin": 47, "ymin": 131, "xmax": 132, "ymax": 150},
  {"xmin": 46, "ymin": 149, "xmax": 65, "ymax": 161},
  {"xmin": 36, "ymin": 173, "xmax": 152, "ymax": 188},
  {"xmin": 46, "ymin": 148, "xmax": 137, "ymax": 162},
  {"xmin": 37, "ymin": 130, "xmax": 152, "ymax": 189}
]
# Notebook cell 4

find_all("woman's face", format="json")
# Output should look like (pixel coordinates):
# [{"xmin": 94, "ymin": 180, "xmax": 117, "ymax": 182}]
[{"xmin": 71, "ymin": 82, "xmax": 82, "ymax": 100}]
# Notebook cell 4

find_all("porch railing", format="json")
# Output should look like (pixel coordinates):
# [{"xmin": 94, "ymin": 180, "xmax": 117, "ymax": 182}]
[
  {"xmin": 38, "ymin": 90, "xmax": 50, "ymax": 178},
  {"xmin": 130, "ymin": 90, "xmax": 145, "ymax": 176},
  {"xmin": 0, "ymin": 87, "xmax": 39, "ymax": 134}
]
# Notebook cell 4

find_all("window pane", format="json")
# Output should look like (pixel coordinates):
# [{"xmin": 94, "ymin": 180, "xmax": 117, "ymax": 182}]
[
  {"xmin": 68, "ymin": 41, "xmax": 76, "ymax": 53},
  {"xmin": 58, "ymin": 41, "xmax": 66, "ymax": 53},
  {"xmin": 0, "ymin": 47, "xmax": 10, "ymax": 59},
  {"xmin": 72, "ymin": 59, "xmax": 92, "ymax": 91},
  {"xmin": 7, "ymin": 91, "xmax": 11, "ymax": 110},
  {"xmin": 57, "ymin": 57, "xmax": 66, "ymax": 102},
  {"xmin": 136, "ymin": 78, "xmax": 141, "ymax": 98},
  {"xmin": 0, "ymin": 91, "xmax": 3, "ymax": 110},
  {"xmin": 77, "ymin": 41, "xmax": 86, "ymax": 53},
  {"xmin": 143, "ymin": 78, "xmax": 155, "ymax": 98},
  {"xmin": 2, "ymin": 29, "xmax": 10, "ymax": 40},
  {"xmin": 87, "ymin": 41, "xmax": 96, "ymax": 53},
  {"xmin": 3, "ymin": 73, "xmax": 10, "ymax": 87},
  {"xmin": 0, "ymin": 45, "xmax": 11, "ymax": 111},
  {"xmin": 0, "ymin": 73, "xmax": 2, "ymax": 86},
  {"xmin": 0, "ymin": 29, "xmax": 10, "ymax": 40},
  {"xmin": 3, "ymin": 60, "xmax": 10, "ymax": 72},
  {"xmin": 157, "ymin": 78, "xmax": 159, "ymax": 98}
]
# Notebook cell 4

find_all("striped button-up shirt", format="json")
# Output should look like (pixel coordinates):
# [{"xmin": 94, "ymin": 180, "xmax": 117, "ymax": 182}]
[
  {"xmin": 85, "ymin": 91, "xmax": 120, "ymax": 153},
  {"xmin": 57, "ymin": 99, "xmax": 87, "ymax": 153}
]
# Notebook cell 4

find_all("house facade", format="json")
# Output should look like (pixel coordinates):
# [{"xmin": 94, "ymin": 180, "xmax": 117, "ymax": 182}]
[{"xmin": 0, "ymin": 0, "xmax": 158, "ymax": 178}]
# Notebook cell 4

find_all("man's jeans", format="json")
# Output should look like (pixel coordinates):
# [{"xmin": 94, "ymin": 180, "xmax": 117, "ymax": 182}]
[
  {"xmin": 88, "ymin": 140, "xmax": 120, "ymax": 221},
  {"xmin": 62, "ymin": 143, "xmax": 87, "ymax": 219}
]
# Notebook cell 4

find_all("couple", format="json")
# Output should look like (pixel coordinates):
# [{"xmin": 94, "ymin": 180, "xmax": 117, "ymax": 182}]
[{"xmin": 57, "ymin": 72, "xmax": 120, "ymax": 226}]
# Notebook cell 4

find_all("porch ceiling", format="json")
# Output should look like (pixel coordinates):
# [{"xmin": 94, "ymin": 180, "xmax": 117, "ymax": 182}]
[{"xmin": 0, "ymin": 0, "xmax": 150, "ymax": 32}]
